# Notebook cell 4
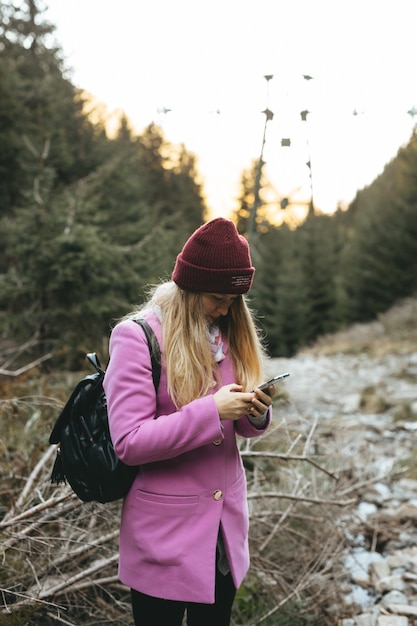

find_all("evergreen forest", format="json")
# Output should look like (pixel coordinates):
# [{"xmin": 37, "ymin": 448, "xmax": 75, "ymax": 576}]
[{"xmin": 1, "ymin": 0, "xmax": 417, "ymax": 369}]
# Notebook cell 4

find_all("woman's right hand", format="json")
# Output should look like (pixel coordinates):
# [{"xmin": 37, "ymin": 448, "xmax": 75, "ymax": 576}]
[{"xmin": 213, "ymin": 384, "xmax": 256, "ymax": 421}]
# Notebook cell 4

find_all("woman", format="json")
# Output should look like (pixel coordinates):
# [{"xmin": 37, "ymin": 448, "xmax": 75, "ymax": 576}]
[{"xmin": 103, "ymin": 217, "xmax": 273, "ymax": 626}]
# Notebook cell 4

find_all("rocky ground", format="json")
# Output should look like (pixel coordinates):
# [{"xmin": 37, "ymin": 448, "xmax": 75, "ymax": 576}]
[{"xmin": 266, "ymin": 308, "xmax": 417, "ymax": 626}]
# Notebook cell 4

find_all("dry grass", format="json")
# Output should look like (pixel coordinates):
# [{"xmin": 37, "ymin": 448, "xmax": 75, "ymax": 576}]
[{"xmin": 301, "ymin": 296, "xmax": 417, "ymax": 358}]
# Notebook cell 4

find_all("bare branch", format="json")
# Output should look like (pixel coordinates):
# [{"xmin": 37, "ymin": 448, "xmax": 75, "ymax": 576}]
[
  {"xmin": 38, "ymin": 554, "xmax": 119, "ymax": 599},
  {"xmin": 0, "ymin": 493, "xmax": 75, "ymax": 529},
  {"xmin": 0, "ymin": 352, "xmax": 54, "ymax": 377},
  {"xmin": 15, "ymin": 446, "xmax": 58, "ymax": 510},
  {"xmin": 241, "ymin": 450, "xmax": 339, "ymax": 480},
  {"xmin": 247, "ymin": 491, "xmax": 356, "ymax": 507}
]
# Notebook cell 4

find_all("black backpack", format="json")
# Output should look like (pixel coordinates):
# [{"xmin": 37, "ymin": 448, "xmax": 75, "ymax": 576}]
[{"xmin": 49, "ymin": 319, "xmax": 161, "ymax": 503}]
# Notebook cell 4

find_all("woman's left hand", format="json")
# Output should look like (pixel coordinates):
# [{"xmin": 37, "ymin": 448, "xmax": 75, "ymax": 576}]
[{"xmin": 249, "ymin": 386, "xmax": 273, "ymax": 417}]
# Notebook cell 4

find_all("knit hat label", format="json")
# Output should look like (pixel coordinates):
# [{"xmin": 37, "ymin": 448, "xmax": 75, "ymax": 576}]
[{"xmin": 230, "ymin": 275, "xmax": 253, "ymax": 289}]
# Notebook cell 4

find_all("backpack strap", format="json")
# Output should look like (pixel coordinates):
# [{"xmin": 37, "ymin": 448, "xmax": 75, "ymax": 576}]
[
  {"xmin": 49, "ymin": 321, "xmax": 161, "ymax": 448},
  {"xmin": 133, "ymin": 318, "xmax": 161, "ymax": 391},
  {"xmin": 87, "ymin": 319, "xmax": 161, "ymax": 389}
]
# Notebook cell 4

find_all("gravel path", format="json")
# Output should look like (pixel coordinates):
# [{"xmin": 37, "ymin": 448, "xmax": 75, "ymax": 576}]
[{"xmin": 265, "ymin": 350, "xmax": 417, "ymax": 623}]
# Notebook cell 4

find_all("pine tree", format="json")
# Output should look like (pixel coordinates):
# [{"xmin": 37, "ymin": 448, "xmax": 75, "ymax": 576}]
[
  {"xmin": 0, "ymin": 2, "xmax": 207, "ymax": 366},
  {"xmin": 296, "ymin": 213, "xmax": 338, "ymax": 344},
  {"xmin": 339, "ymin": 132, "xmax": 417, "ymax": 321},
  {"xmin": 254, "ymin": 225, "xmax": 309, "ymax": 357}
]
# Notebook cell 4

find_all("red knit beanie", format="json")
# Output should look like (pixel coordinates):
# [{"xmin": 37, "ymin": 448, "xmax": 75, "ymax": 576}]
[{"xmin": 172, "ymin": 218, "xmax": 255, "ymax": 294}]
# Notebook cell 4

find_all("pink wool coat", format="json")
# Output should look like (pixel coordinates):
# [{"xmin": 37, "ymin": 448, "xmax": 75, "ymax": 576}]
[{"xmin": 103, "ymin": 311, "xmax": 271, "ymax": 604}]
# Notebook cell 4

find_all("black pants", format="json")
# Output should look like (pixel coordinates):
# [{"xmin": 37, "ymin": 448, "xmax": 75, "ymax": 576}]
[{"xmin": 130, "ymin": 569, "xmax": 236, "ymax": 626}]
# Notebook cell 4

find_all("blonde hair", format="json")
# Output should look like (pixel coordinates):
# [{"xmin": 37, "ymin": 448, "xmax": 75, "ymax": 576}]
[{"xmin": 128, "ymin": 281, "xmax": 266, "ymax": 408}]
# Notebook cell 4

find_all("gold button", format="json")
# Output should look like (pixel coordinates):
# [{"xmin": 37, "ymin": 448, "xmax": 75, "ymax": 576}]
[
  {"xmin": 213, "ymin": 490, "xmax": 223, "ymax": 501},
  {"xmin": 212, "ymin": 439, "xmax": 222, "ymax": 446}
]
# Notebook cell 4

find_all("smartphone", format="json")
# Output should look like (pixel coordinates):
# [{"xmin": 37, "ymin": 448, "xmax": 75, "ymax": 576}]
[{"xmin": 257, "ymin": 373, "xmax": 290, "ymax": 391}]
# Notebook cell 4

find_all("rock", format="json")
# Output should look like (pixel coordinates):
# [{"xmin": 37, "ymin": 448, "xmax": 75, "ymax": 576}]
[
  {"xmin": 357, "ymin": 501, "xmax": 378, "ymax": 520},
  {"xmin": 369, "ymin": 560, "xmax": 391, "ymax": 592},
  {"xmin": 379, "ymin": 590, "xmax": 408, "ymax": 608},
  {"xmin": 356, "ymin": 614, "xmax": 378, "ymax": 626},
  {"xmin": 378, "ymin": 575, "xmax": 406, "ymax": 593},
  {"xmin": 385, "ymin": 603, "xmax": 417, "ymax": 616},
  {"xmin": 342, "ymin": 393, "xmax": 362, "ymax": 413},
  {"xmin": 376, "ymin": 617, "xmax": 408, "ymax": 626},
  {"xmin": 387, "ymin": 553, "xmax": 408, "ymax": 570},
  {"xmin": 345, "ymin": 550, "xmax": 384, "ymax": 588},
  {"xmin": 340, "ymin": 615, "xmax": 378, "ymax": 626}
]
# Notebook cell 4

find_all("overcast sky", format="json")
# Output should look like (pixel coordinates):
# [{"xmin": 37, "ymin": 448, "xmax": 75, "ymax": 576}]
[{"xmin": 45, "ymin": 0, "xmax": 417, "ymax": 220}]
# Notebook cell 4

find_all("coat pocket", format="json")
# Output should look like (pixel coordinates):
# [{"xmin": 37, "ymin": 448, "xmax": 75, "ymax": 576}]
[{"xmin": 132, "ymin": 489, "xmax": 200, "ymax": 566}]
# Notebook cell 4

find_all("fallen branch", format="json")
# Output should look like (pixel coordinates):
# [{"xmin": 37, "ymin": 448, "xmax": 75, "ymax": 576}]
[
  {"xmin": 241, "ymin": 450, "xmax": 339, "ymax": 480},
  {"xmin": 258, "ymin": 480, "xmax": 300, "ymax": 552},
  {"xmin": 0, "ymin": 587, "xmax": 62, "ymax": 613},
  {"xmin": 51, "ymin": 530, "xmax": 119, "ymax": 570},
  {"xmin": 62, "ymin": 574, "xmax": 120, "ymax": 592},
  {"xmin": 0, "ymin": 493, "xmax": 75, "ymax": 529},
  {"xmin": 46, "ymin": 611, "xmax": 77, "ymax": 626},
  {"xmin": 0, "ymin": 352, "xmax": 54, "ymax": 377},
  {"xmin": 1, "ymin": 498, "xmax": 101, "ymax": 551},
  {"xmin": 0, "ymin": 333, "xmax": 41, "ymax": 368},
  {"xmin": 337, "ymin": 470, "xmax": 405, "ymax": 497},
  {"xmin": 38, "ymin": 554, "xmax": 119, "ymax": 599},
  {"xmin": 302, "ymin": 413, "xmax": 318, "ymax": 456},
  {"xmin": 247, "ymin": 490, "xmax": 356, "ymax": 507},
  {"xmin": 15, "ymin": 445, "xmax": 58, "ymax": 510}
]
